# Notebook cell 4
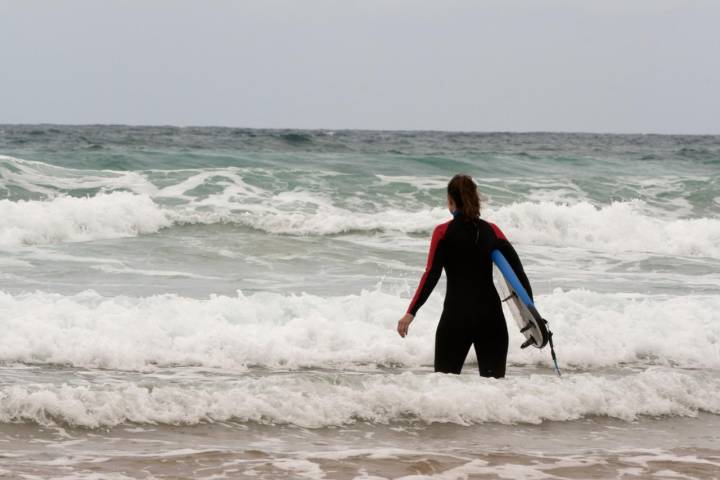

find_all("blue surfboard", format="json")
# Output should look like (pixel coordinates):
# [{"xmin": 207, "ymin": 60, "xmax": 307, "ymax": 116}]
[{"xmin": 491, "ymin": 249, "xmax": 549, "ymax": 349}]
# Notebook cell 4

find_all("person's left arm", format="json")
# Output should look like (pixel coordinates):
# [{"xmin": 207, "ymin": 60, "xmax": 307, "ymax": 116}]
[{"xmin": 491, "ymin": 223, "xmax": 533, "ymax": 300}]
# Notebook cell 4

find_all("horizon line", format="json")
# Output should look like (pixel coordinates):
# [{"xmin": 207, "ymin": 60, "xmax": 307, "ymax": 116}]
[{"xmin": 1, "ymin": 122, "xmax": 718, "ymax": 137}]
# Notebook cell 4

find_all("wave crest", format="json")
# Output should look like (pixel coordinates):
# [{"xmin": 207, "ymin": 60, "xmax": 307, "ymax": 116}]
[
  {"xmin": 1, "ymin": 369, "xmax": 717, "ymax": 428},
  {"xmin": 0, "ymin": 192, "xmax": 170, "ymax": 247},
  {"xmin": 1, "ymin": 288, "xmax": 718, "ymax": 371}
]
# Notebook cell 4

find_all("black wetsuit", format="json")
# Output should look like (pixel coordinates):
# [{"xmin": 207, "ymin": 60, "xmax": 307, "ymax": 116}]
[{"xmin": 406, "ymin": 215, "xmax": 533, "ymax": 378}]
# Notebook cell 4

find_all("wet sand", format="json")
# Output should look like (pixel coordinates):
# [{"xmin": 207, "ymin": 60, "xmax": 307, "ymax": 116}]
[{"xmin": 1, "ymin": 414, "xmax": 719, "ymax": 479}]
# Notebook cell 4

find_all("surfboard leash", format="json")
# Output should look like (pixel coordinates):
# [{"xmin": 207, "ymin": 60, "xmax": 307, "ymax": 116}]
[{"xmin": 547, "ymin": 329, "xmax": 561, "ymax": 377}]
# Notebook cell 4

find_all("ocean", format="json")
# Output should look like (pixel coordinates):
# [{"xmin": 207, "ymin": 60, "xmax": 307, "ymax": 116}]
[{"xmin": 0, "ymin": 125, "xmax": 719, "ymax": 479}]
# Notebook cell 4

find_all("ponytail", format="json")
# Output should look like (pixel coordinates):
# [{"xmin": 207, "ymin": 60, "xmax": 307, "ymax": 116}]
[{"xmin": 447, "ymin": 174, "xmax": 480, "ymax": 221}]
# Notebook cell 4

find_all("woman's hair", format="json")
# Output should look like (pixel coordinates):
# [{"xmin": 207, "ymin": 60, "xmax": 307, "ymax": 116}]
[{"xmin": 447, "ymin": 174, "xmax": 480, "ymax": 221}]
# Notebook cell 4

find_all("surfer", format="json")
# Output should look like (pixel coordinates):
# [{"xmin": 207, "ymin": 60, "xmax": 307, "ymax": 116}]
[{"xmin": 397, "ymin": 174, "xmax": 533, "ymax": 378}]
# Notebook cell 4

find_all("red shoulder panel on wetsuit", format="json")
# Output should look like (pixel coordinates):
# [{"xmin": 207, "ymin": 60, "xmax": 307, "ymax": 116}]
[
  {"xmin": 406, "ymin": 220, "xmax": 451, "ymax": 315},
  {"xmin": 423, "ymin": 221, "xmax": 451, "ymax": 269},
  {"xmin": 489, "ymin": 222, "xmax": 507, "ymax": 241}
]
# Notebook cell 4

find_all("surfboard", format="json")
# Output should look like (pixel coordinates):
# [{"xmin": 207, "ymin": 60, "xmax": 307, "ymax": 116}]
[{"xmin": 491, "ymin": 249, "xmax": 550, "ymax": 349}]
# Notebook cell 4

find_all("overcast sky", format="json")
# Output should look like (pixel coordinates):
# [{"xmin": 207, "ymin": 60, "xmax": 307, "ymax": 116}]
[{"xmin": 0, "ymin": 0, "xmax": 718, "ymax": 133}]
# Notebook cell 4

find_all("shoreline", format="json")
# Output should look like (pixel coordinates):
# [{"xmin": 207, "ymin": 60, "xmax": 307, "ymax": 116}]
[{"xmin": 2, "ymin": 414, "xmax": 719, "ymax": 478}]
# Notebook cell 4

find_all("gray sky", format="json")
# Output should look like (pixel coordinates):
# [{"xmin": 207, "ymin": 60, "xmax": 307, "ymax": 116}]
[{"xmin": 1, "ymin": 0, "xmax": 718, "ymax": 133}]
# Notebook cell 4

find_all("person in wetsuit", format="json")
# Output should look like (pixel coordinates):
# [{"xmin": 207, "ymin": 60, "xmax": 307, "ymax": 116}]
[{"xmin": 397, "ymin": 174, "xmax": 533, "ymax": 378}]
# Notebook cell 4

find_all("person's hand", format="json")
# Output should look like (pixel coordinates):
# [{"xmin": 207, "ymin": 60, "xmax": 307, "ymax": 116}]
[{"xmin": 397, "ymin": 313, "xmax": 414, "ymax": 338}]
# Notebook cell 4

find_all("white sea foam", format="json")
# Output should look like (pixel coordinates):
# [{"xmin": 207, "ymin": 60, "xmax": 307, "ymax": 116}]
[
  {"xmin": 0, "ymin": 192, "xmax": 171, "ymax": 248},
  {"xmin": 2, "ymin": 190, "xmax": 719, "ymax": 260},
  {"xmin": 90, "ymin": 264, "xmax": 222, "ymax": 279},
  {"xmin": 489, "ymin": 200, "xmax": 720, "ymax": 258},
  {"xmin": 0, "ymin": 154, "xmax": 158, "ymax": 197},
  {"xmin": 0, "ymin": 369, "xmax": 718, "ymax": 428},
  {"xmin": 166, "ymin": 202, "xmax": 449, "ymax": 236},
  {"xmin": 0, "ymin": 257, "xmax": 32, "ymax": 267},
  {"xmin": 518, "ymin": 288, "xmax": 720, "ymax": 369},
  {"xmin": 375, "ymin": 174, "xmax": 449, "ymax": 190},
  {"xmin": 0, "ymin": 288, "xmax": 718, "ymax": 371},
  {"xmin": 1, "ymin": 155, "xmax": 718, "ymax": 258}
]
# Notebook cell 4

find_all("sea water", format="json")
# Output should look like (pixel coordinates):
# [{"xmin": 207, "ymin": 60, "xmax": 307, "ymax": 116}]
[{"xmin": 0, "ymin": 126, "xmax": 718, "ymax": 479}]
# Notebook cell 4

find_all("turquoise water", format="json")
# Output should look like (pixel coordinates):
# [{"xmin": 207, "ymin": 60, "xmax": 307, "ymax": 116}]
[{"xmin": 0, "ymin": 125, "xmax": 719, "ymax": 478}]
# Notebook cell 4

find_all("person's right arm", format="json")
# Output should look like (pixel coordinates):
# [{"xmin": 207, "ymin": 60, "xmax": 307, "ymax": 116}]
[
  {"xmin": 398, "ymin": 222, "xmax": 449, "ymax": 337},
  {"xmin": 406, "ymin": 222, "xmax": 449, "ymax": 316}
]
